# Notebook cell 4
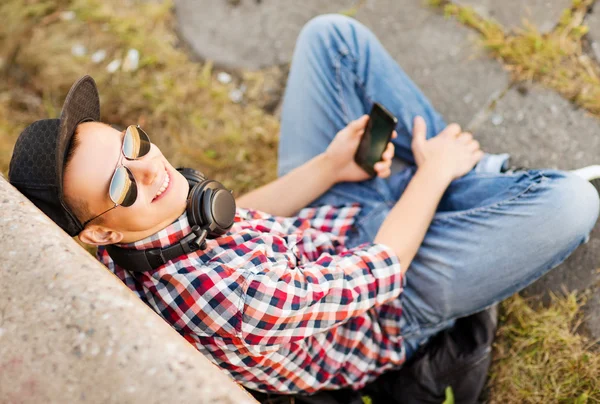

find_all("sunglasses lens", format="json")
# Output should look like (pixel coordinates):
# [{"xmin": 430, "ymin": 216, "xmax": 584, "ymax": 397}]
[
  {"xmin": 123, "ymin": 126, "xmax": 151, "ymax": 159},
  {"xmin": 110, "ymin": 166, "xmax": 137, "ymax": 207}
]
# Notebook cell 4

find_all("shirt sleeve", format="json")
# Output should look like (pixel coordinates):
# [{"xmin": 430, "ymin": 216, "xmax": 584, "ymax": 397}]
[{"xmin": 239, "ymin": 242, "xmax": 402, "ymax": 350}]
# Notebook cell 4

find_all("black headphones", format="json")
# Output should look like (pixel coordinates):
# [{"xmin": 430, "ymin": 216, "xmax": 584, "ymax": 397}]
[{"xmin": 106, "ymin": 168, "xmax": 236, "ymax": 273}]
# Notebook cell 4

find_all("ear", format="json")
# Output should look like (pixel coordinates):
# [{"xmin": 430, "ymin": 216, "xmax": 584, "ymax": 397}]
[{"xmin": 78, "ymin": 224, "xmax": 124, "ymax": 246}]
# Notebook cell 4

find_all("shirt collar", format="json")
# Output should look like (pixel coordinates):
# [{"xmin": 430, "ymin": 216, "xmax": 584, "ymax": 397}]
[{"xmin": 118, "ymin": 211, "xmax": 192, "ymax": 251}]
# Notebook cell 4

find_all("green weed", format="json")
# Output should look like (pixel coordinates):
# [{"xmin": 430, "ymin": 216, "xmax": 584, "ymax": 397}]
[{"xmin": 440, "ymin": 0, "xmax": 600, "ymax": 115}]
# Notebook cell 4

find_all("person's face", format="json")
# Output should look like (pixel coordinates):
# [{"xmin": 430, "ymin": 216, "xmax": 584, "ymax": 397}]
[{"xmin": 63, "ymin": 122, "xmax": 189, "ymax": 245}]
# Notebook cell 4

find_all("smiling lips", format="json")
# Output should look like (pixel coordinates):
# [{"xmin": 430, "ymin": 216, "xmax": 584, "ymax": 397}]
[{"xmin": 152, "ymin": 168, "xmax": 170, "ymax": 202}]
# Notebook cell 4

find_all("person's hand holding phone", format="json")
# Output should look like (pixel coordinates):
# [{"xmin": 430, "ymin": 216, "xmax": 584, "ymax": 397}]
[
  {"xmin": 324, "ymin": 115, "xmax": 397, "ymax": 183},
  {"xmin": 411, "ymin": 116, "xmax": 484, "ymax": 184}
]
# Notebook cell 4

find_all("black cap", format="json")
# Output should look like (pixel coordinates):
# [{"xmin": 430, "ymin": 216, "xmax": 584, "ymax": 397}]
[{"xmin": 8, "ymin": 75, "xmax": 101, "ymax": 236}]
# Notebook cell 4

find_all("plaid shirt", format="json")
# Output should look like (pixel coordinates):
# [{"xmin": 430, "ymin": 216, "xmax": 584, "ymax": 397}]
[{"xmin": 97, "ymin": 204, "xmax": 405, "ymax": 394}]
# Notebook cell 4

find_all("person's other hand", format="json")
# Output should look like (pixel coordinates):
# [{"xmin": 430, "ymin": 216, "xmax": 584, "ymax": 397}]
[
  {"xmin": 325, "ymin": 115, "xmax": 397, "ymax": 183},
  {"xmin": 411, "ymin": 116, "xmax": 484, "ymax": 183}
]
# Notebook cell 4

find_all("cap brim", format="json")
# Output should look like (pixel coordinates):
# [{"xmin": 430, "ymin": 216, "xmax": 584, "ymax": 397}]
[{"xmin": 56, "ymin": 75, "xmax": 101, "ymax": 232}]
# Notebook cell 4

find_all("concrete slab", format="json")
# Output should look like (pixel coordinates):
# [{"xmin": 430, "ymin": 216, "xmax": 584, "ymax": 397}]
[
  {"xmin": 0, "ymin": 177, "xmax": 257, "ymax": 404},
  {"xmin": 472, "ymin": 84, "xmax": 600, "ymax": 337},
  {"xmin": 454, "ymin": 0, "xmax": 572, "ymax": 33},
  {"xmin": 175, "ymin": 0, "xmax": 509, "ymax": 125},
  {"xmin": 174, "ymin": 0, "xmax": 357, "ymax": 70},
  {"xmin": 474, "ymin": 84, "xmax": 600, "ymax": 170}
]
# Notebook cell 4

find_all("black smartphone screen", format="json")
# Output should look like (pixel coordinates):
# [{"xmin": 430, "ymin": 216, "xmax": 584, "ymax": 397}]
[{"xmin": 354, "ymin": 103, "xmax": 398, "ymax": 176}]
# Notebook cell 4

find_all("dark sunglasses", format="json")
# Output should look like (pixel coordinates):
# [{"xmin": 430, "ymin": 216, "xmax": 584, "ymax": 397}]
[{"xmin": 82, "ymin": 125, "xmax": 152, "ymax": 227}]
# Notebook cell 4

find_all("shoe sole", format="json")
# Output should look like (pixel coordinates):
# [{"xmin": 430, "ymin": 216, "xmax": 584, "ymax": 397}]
[
  {"xmin": 571, "ymin": 165, "xmax": 600, "ymax": 196},
  {"xmin": 592, "ymin": 178, "xmax": 600, "ymax": 196}
]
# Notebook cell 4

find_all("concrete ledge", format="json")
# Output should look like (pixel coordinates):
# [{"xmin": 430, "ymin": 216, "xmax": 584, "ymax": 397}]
[{"xmin": 0, "ymin": 176, "xmax": 257, "ymax": 403}]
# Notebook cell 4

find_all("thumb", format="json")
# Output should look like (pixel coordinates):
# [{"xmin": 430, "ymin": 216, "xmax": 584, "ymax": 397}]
[
  {"xmin": 351, "ymin": 115, "xmax": 369, "ymax": 135},
  {"xmin": 412, "ymin": 116, "xmax": 427, "ymax": 149}
]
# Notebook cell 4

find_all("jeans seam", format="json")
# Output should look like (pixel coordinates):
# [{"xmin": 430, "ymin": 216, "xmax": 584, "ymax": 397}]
[
  {"xmin": 332, "ymin": 42, "xmax": 374, "ymax": 124},
  {"xmin": 349, "ymin": 62, "xmax": 374, "ymax": 109},
  {"xmin": 432, "ymin": 172, "xmax": 550, "ymax": 222},
  {"xmin": 333, "ymin": 50, "xmax": 351, "ymax": 123}
]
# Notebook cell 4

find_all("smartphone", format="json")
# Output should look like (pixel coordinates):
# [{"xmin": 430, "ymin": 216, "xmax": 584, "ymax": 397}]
[{"xmin": 354, "ymin": 102, "xmax": 398, "ymax": 177}]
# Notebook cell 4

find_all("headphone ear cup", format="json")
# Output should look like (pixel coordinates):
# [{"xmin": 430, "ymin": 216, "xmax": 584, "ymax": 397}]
[
  {"xmin": 201, "ymin": 188, "xmax": 215, "ymax": 231},
  {"xmin": 186, "ymin": 180, "xmax": 236, "ymax": 236},
  {"xmin": 203, "ymin": 187, "xmax": 236, "ymax": 236},
  {"xmin": 186, "ymin": 181, "xmax": 207, "ymax": 227}
]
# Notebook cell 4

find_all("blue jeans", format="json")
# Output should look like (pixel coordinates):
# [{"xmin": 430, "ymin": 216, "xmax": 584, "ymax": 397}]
[{"xmin": 277, "ymin": 15, "xmax": 600, "ymax": 359}]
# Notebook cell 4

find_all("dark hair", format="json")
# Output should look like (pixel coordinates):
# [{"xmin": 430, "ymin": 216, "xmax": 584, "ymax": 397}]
[{"xmin": 63, "ymin": 125, "xmax": 99, "ymax": 227}]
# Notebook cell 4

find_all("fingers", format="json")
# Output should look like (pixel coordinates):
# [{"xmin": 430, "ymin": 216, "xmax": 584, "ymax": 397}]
[
  {"xmin": 468, "ymin": 139, "xmax": 480, "ymax": 152},
  {"xmin": 457, "ymin": 132, "xmax": 473, "ymax": 142},
  {"xmin": 382, "ymin": 142, "xmax": 395, "ymax": 160},
  {"xmin": 412, "ymin": 116, "xmax": 427, "ymax": 149},
  {"xmin": 374, "ymin": 142, "xmax": 395, "ymax": 178},
  {"xmin": 463, "ymin": 134, "xmax": 483, "ymax": 166},
  {"xmin": 374, "ymin": 161, "xmax": 391, "ymax": 178},
  {"xmin": 348, "ymin": 115, "xmax": 369, "ymax": 134},
  {"xmin": 440, "ymin": 123, "xmax": 461, "ymax": 138},
  {"xmin": 456, "ymin": 132, "xmax": 481, "ymax": 152}
]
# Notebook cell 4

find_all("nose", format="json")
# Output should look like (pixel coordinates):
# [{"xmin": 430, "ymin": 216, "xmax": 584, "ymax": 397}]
[{"xmin": 126, "ymin": 156, "xmax": 161, "ymax": 187}]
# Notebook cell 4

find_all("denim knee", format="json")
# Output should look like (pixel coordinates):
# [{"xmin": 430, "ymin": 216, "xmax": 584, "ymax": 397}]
[
  {"xmin": 546, "ymin": 171, "xmax": 600, "ymax": 243},
  {"xmin": 300, "ymin": 14, "xmax": 355, "ymax": 39},
  {"xmin": 297, "ymin": 14, "xmax": 361, "ymax": 54}
]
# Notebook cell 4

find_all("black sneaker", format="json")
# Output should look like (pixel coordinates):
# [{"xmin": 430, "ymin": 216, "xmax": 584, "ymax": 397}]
[{"xmin": 571, "ymin": 165, "xmax": 600, "ymax": 195}]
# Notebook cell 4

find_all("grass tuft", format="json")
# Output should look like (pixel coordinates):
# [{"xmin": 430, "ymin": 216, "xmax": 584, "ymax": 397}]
[
  {"xmin": 0, "ymin": 0, "xmax": 280, "ymax": 194},
  {"xmin": 490, "ymin": 294, "xmax": 600, "ymax": 403},
  {"xmin": 441, "ymin": 0, "xmax": 600, "ymax": 115}
]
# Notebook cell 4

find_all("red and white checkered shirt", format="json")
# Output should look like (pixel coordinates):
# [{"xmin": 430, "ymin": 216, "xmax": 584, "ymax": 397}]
[{"xmin": 97, "ymin": 204, "xmax": 405, "ymax": 394}]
